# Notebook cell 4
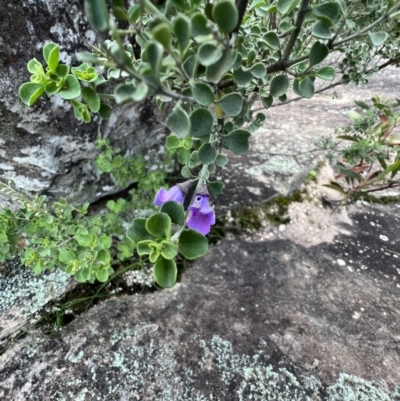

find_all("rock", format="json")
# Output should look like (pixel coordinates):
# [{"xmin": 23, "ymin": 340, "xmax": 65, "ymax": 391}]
[{"xmin": 0, "ymin": 1, "xmax": 168, "ymax": 207}]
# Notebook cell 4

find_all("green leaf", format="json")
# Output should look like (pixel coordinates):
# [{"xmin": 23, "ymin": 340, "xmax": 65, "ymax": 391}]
[
  {"xmin": 181, "ymin": 166, "xmax": 195, "ymax": 178},
  {"xmin": 152, "ymin": 23, "xmax": 171, "ymax": 50},
  {"xmin": 233, "ymin": 68, "xmax": 253, "ymax": 86},
  {"xmin": 212, "ymin": 1, "xmax": 238, "ymax": 34},
  {"xmin": 208, "ymin": 181, "xmax": 224, "ymax": 195},
  {"xmin": 161, "ymin": 201, "xmax": 185, "ymax": 225},
  {"xmin": 166, "ymin": 134, "xmax": 181, "ymax": 150},
  {"xmin": 183, "ymin": 55, "xmax": 198, "ymax": 79},
  {"xmin": 298, "ymin": 77, "xmax": 315, "ymax": 98},
  {"xmin": 277, "ymin": 0, "xmax": 300, "ymax": 15},
  {"xmin": 81, "ymin": 87, "xmax": 100, "ymax": 112},
  {"xmin": 56, "ymin": 64, "xmax": 69, "ymax": 79},
  {"xmin": 198, "ymin": 43, "xmax": 223, "ymax": 67},
  {"xmin": 191, "ymin": 13, "xmax": 210, "ymax": 36},
  {"xmin": 249, "ymin": 63, "xmax": 266, "ymax": 78},
  {"xmin": 223, "ymin": 129, "xmax": 251, "ymax": 154},
  {"xmin": 71, "ymin": 63, "xmax": 98, "ymax": 82},
  {"xmin": 147, "ymin": 42, "xmax": 163, "ymax": 78},
  {"xmin": 190, "ymin": 81, "xmax": 214, "ymax": 106},
  {"xmin": 99, "ymin": 103, "xmax": 112, "ymax": 119},
  {"xmin": 354, "ymin": 100, "xmax": 370, "ymax": 110},
  {"xmin": 43, "ymin": 42, "xmax": 59, "ymax": 72},
  {"xmin": 127, "ymin": 218, "xmax": 155, "ymax": 242},
  {"xmin": 153, "ymin": 257, "xmax": 177, "ymax": 288},
  {"xmin": 190, "ymin": 108, "xmax": 213, "ymax": 137},
  {"xmin": 315, "ymin": 66, "xmax": 336, "ymax": 81},
  {"xmin": 313, "ymin": 2, "xmax": 340, "ymax": 26},
  {"xmin": 173, "ymin": 15, "xmax": 191, "ymax": 51},
  {"xmin": 27, "ymin": 58, "xmax": 44, "ymax": 74},
  {"xmin": 60, "ymin": 75, "xmax": 81, "ymax": 99},
  {"xmin": 312, "ymin": 20, "xmax": 331, "ymax": 39},
  {"xmin": 368, "ymin": 31, "xmax": 389, "ymax": 47},
  {"xmin": 19, "ymin": 83, "xmax": 44, "ymax": 106},
  {"xmin": 74, "ymin": 233, "xmax": 92, "ymax": 247},
  {"xmin": 146, "ymin": 213, "xmax": 171, "ymax": 239},
  {"xmin": 309, "ymin": 41, "xmax": 329, "ymax": 67},
  {"xmin": 198, "ymin": 143, "xmax": 217, "ymax": 164},
  {"xmin": 215, "ymin": 154, "xmax": 228, "ymax": 167},
  {"xmin": 215, "ymin": 93, "xmax": 243, "ymax": 117},
  {"xmin": 179, "ymin": 229, "xmax": 208, "ymax": 259},
  {"xmin": 84, "ymin": 0, "xmax": 109, "ymax": 32},
  {"xmin": 59, "ymin": 249, "xmax": 77, "ymax": 264},
  {"xmin": 137, "ymin": 240, "xmax": 154, "ymax": 255},
  {"xmin": 206, "ymin": 48, "xmax": 236, "ymax": 84},
  {"xmin": 114, "ymin": 82, "xmax": 149, "ymax": 103},
  {"xmin": 279, "ymin": 20, "xmax": 296, "ymax": 34},
  {"xmin": 96, "ymin": 268, "xmax": 109, "ymax": 282},
  {"xmin": 161, "ymin": 240, "xmax": 178, "ymax": 260},
  {"xmin": 178, "ymin": 148, "xmax": 191, "ymax": 164},
  {"xmin": 96, "ymin": 249, "xmax": 111, "ymax": 265},
  {"xmin": 269, "ymin": 74, "xmax": 289, "ymax": 97},
  {"xmin": 166, "ymin": 105, "xmax": 191, "ymax": 139},
  {"xmin": 262, "ymin": 32, "xmax": 281, "ymax": 50}
]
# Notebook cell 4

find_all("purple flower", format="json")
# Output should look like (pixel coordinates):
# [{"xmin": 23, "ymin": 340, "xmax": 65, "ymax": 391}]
[
  {"xmin": 187, "ymin": 195, "xmax": 215, "ymax": 235},
  {"xmin": 154, "ymin": 185, "xmax": 185, "ymax": 207}
]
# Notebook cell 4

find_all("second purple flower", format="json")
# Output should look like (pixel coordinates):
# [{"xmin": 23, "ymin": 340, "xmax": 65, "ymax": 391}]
[{"xmin": 187, "ymin": 194, "xmax": 215, "ymax": 235}]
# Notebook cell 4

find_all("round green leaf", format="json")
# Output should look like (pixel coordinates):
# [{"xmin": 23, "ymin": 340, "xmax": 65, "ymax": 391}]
[
  {"xmin": 56, "ymin": 64, "xmax": 70, "ymax": 79},
  {"xmin": 262, "ymin": 32, "xmax": 281, "ymax": 50},
  {"xmin": 127, "ymin": 218, "xmax": 155, "ymax": 243},
  {"xmin": 368, "ymin": 31, "xmax": 389, "ymax": 47},
  {"xmin": 215, "ymin": 92, "xmax": 243, "ymax": 117},
  {"xmin": 309, "ymin": 41, "xmax": 329, "ymax": 67},
  {"xmin": 179, "ymin": 229, "xmax": 208, "ymax": 259},
  {"xmin": 173, "ymin": 15, "xmax": 191, "ymax": 51},
  {"xmin": 298, "ymin": 77, "xmax": 315, "ymax": 98},
  {"xmin": 161, "ymin": 201, "xmax": 185, "ymax": 225},
  {"xmin": 208, "ymin": 181, "xmax": 224, "ymax": 195},
  {"xmin": 96, "ymin": 268, "xmax": 109, "ymax": 282},
  {"xmin": 223, "ymin": 129, "xmax": 251, "ymax": 154},
  {"xmin": 277, "ymin": 0, "xmax": 300, "ymax": 15},
  {"xmin": 166, "ymin": 134, "xmax": 181, "ymax": 150},
  {"xmin": 59, "ymin": 249, "xmax": 77, "ymax": 264},
  {"xmin": 99, "ymin": 103, "xmax": 112, "ymax": 119},
  {"xmin": 152, "ymin": 23, "xmax": 171, "ymax": 50},
  {"xmin": 166, "ymin": 105, "xmax": 191, "ymax": 139},
  {"xmin": 147, "ymin": 42, "xmax": 163, "ymax": 78},
  {"xmin": 233, "ymin": 68, "xmax": 253, "ymax": 86},
  {"xmin": 146, "ymin": 213, "xmax": 171, "ymax": 239},
  {"xmin": 81, "ymin": 87, "xmax": 100, "ymax": 112},
  {"xmin": 198, "ymin": 143, "xmax": 217, "ymax": 164},
  {"xmin": 153, "ymin": 257, "xmax": 177, "ymax": 288},
  {"xmin": 212, "ymin": 1, "xmax": 238, "ymax": 34},
  {"xmin": 160, "ymin": 240, "xmax": 178, "ymax": 260},
  {"xmin": 191, "ymin": 12, "xmax": 210, "ymax": 36},
  {"xmin": 190, "ymin": 108, "xmax": 213, "ymax": 137},
  {"xmin": 269, "ymin": 74, "xmax": 289, "ymax": 97},
  {"xmin": 60, "ymin": 75, "xmax": 81, "ymax": 99},
  {"xmin": 84, "ymin": 0, "xmax": 109, "ymax": 32},
  {"xmin": 206, "ymin": 48, "xmax": 236, "ymax": 84},
  {"xmin": 249, "ymin": 63, "xmax": 266, "ymax": 78},
  {"xmin": 137, "ymin": 240, "xmax": 154, "ymax": 255},
  {"xmin": 315, "ymin": 66, "xmax": 336, "ymax": 81},
  {"xmin": 19, "ymin": 83, "xmax": 44, "ymax": 106},
  {"xmin": 190, "ymin": 81, "xmax": 214, "ymax": 106},
  {"xmin": 313, "ymin": 2, "xmax": 340, "ymax": 26},
  {"xmin": 215, "ymin": 154, "xmax": 228, "ymax": 167},
  {"xmin": 43, "ymin": 42, "xmax": 59, "ymax": 72},
  {"xmin": 312, "ymin": 20, "xmax": 332, "ymax": 39},
  {"xmin": 198, "ymin": 43, "xmax": 223, "ymax": 67},
  {"xmin": 178, "ymin": 148, "xmax": 191, "ymax": 164}
]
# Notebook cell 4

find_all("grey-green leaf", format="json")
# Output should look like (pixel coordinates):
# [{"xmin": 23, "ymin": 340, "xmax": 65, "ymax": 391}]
[
  {"xmin": 198, "ymin": 143, "xmax": 217, "ymax": 164},
  {"xmin": 269, "ymin": 74, "xmax": 289, "ymax": 97},
  {"xmin": 206, "ymin": 48, "xmax": 236, "ymax": 84},
  {"xmin": 309, "ymin": 41, "xmax": 329, "ymax": 67},
  {"xmin": 81, "ymin": 87, "xmax": 100, "ymax": 112},
  {"xmin": 190, "ymin": 108, "xmax": 213, "ymax": 137},
  {"xmin": 198, "ymin": 43, "xmax": 223, "ymax": 67},
  {"xmin": 215, "ymin": 92, "xmax": 243, "ymax": 117},
  {"xmin": 84, "ymin": 0, "xmax": 109, "ymax": 32},
  {"xmin": 298, "ymin": 77, "xmax": 315, "ymax": 98},
  {"xmin": 179, "ymin": 229, "xmax": 208, "ymax": 259},
  {"xmin": 190, "ymin": 81, "xmax": 214, "ymax": 106},
  {"xmin": 368, "ymin": 31, "xmax": 389, "ymax": 47},
  {"xmin": 166, "ymin": 105, "xmax": 191, "ymax": 139},
  {"xmin": 277, "ymin": 0, "xmax": 300, "ymax": 15},
  {"xmin": 312, "ymin": 20, "xmax": 332, "ymax": 39},
  {"xmin": 173, "ymin": 15, "xmax": 191, "ymax": 51},
  {"xmin": 212, "ymin": 0, "xmax": 238, "ymax": 34},
  {"xmin": 153, "ymin": 257, "xmax": 177, "ymax": 288},
  {"xmin": 262, "ymin": 32, "xmax": 281, "ymax": 50},
  {"xmin": 315, "ymin": 66, "xmax": 336, "ymax": 81},
  {"xmin": 223, "ymin": 129, "xmax": 251, "ymax": 154}
]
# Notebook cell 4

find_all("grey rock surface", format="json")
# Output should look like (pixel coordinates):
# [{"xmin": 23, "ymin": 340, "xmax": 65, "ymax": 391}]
[
  {"xmin": 0, "ymin": 200, "xmax": 399, "ymax": 400},
  {"xmin": 0, "ymin": 1, "xmax": 168, "ymax": 207}
]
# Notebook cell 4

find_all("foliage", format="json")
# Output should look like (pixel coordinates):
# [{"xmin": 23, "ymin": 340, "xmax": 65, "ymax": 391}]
[
  {"xmin": 317, "ymin": 96, "xmax": 400, "ymax": 204},
  {"xmin": 14, "ymin": 0, "xmax": 400, "ymax": 286}
]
